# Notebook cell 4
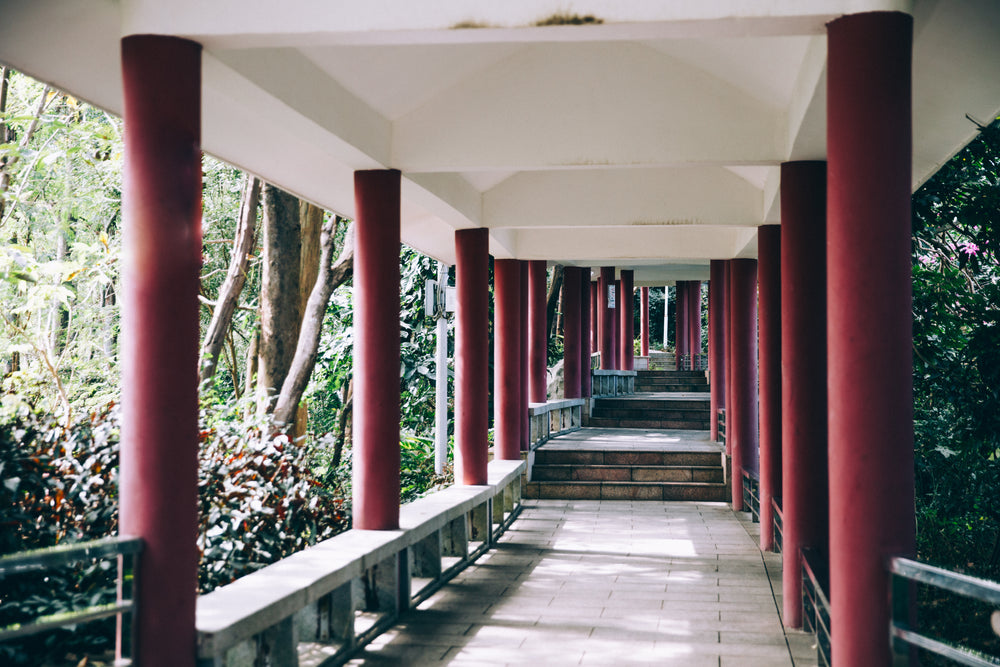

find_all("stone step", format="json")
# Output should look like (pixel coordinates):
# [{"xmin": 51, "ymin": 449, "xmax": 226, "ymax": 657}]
[
  {"xmin": 523, "ymin": 480, "xmax": 729, "ymax": 502},
  {"xmin": 636, "ymin": 370, "xmax": 707, "ymax": 379},
  {"xmin": 534, "ymin": 449, "xmax": 722, "ymax": 467},
  {"xmin": 593, "ymin": 398, "xmax": 711, "ymax": 411},
  {"xmin": 586, "ymin": 416, "xmax": 711, "ymax": 430},
  {"xmin": 532, "ymin": 464, "xmax": 724, "ymax": 483},
  {"xmin": 635, "ymin": 384, "xmax": 710, "ymax": 393}
]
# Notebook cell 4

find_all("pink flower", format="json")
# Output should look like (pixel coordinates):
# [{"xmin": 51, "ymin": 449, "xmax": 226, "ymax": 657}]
[{"xmin": 958, "ymin": 241, "xmax": 979, "ymax": 256}]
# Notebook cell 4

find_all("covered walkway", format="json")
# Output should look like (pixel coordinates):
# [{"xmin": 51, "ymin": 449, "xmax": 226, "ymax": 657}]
[{"xmin": 345, "ymin": 497, "xmax": 816, "ymax": 666}]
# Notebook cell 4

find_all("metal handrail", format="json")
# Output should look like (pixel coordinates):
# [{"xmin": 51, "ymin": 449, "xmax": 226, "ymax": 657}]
[
  {"xmin": 771, "ymin": 497, "xmax": 783, "ymax": 553},
  {"xmin": 890, "ymin": 557, "xmax": 1000, "ymax": 665},
  {"xmin": 741, "ymin": 470, "xmax": 760, "ymax": 523},
  {"xmin": 802, "ymin": 548, "xmax": 832, "ymax": 667},
  {"xmin": 0, "ymin": 535, "xmax": 141, "ymax": 663}
]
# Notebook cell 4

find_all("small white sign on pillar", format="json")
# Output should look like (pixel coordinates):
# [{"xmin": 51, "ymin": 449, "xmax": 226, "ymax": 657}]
[{"xmin": 607, "ymin": 285, "xmax": 616, "ymax": 308}]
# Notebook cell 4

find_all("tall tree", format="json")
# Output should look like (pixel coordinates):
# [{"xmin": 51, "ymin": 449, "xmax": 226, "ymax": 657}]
[
  {"xmin": 257, "ymin": 184, "xmax": 301, "ymax": 412},
  {"xmin": 199, "ymin": 175, "xmax": 260, "ymax": 384},
  {"xmin": 272, "ymin": 220, "xmax": 354, "ymax": 427}
]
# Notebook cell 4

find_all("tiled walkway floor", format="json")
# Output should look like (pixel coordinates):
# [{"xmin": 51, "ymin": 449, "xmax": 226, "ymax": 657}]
[{"xmin": 347, "ymin": 500, "xmax": 816, "ymax": 666}]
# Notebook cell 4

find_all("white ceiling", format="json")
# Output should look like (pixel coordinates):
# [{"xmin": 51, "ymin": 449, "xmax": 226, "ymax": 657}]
[{"xmin": 1, "ymin": 0, "xmax": 998, "ymax": 282}]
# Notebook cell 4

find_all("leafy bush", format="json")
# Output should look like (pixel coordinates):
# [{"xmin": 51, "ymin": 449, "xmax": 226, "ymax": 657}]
[{"xmin": 0, "ymin": 401, "xmax": 350, "ymax": 662}]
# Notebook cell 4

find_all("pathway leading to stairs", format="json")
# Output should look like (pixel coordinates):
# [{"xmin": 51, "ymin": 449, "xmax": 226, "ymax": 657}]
[{"xmin": 345, "ymin": 499, "xmax": 817, "ymax": 666}]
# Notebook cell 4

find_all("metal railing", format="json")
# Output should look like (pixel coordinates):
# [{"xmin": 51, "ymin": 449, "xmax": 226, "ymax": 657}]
[
  {"xmin": 772, "ymin": 497, "xmax": 783, "ymax": 553},
  {"xmin": 0, "ymin": 535, "xmax": 142, "ymax": 664},
  {"xmin": 741, "ymin": 470, "xmax": 760, "ymax": 523},
  {"xmin": 675, "ymin": 353, "xmax": 708, "ymax": 371},
  {"xmin": 890, "ymin": 557, "xmax": 1000, "ymax": 665},
  {"xmin": 802, "ymin": 547, "xmax": 832, "ymax": 667}
]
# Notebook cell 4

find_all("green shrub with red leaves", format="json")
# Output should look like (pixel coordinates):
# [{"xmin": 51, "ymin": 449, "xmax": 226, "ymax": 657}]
[{"xmin": 0, "ymin": 402, "xmax": 349, "ymax": 663}]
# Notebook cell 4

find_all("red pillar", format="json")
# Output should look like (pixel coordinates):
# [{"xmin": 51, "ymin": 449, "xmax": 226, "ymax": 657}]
[
  {"xmin": 828, "ymin": 13, "xmax": 914, "ymax": 665},
  {"xmin": 781, "ymin": 161, "xmax": 829, "ymax": 628},
  {"xmin": 599, "ymin": 267, "xmax": 617, "ymax": 370},
  {"xmin": 640, "ymin": 287, "xmax": 650, "ymax": 357},
  {"xmin": 563, "ymin": 267, "xmax": 583, "ymax": 399},
  {"xmin": 120, "ymin": 35, "xmax": 201, "ymax": 667},
  {"xmin": 519, "ymin": 261, "xmax": 530, "ymax": 451},
  {"xmin": 581, "ymin": 272, "xmax": 593, "ymax": 398},
  {"xmin": 675, "ymin": 282, "xmax": 688, "ymax": 367},
  {"xmin": 723, "ymin": 265, "xmax": 734, "ymax": 458},
  {"xmin": 709, "ymin": 260, "xmax": 727, "ymax": 442},
  {"xmin": 728, "ymin": 260, "xmax": 758, "ymax": 510},
  {"xmin": 590, "ymin": 280, "xmax": 598, "ymax": 351},
  {"xmin": 614, "ymin": 279, "xmax": 623, "ymax": 369},
  {"xmin": 528, "ymin": 260, "xmax": 548, "ymax": 402},
  {"xmin": 455, "ymin": 229, "xmax": 490, "ymax": 485},
  {"xmin": 494, "ymin": 259, "xmax": 521, "ymax": 461},
  {"xmin": 688, "ymin": 281, "xmax": 702, "ymax": 368},
  {"xmin": 757, "ymin": 225, "xmax": 781, "ymax": 552},
  {"xmin": 619, "ymin": 271, "xmax": 635, "ymax": 371},
  {"xmin": 352, "ymin": 170, "xmax": 402, "ymax": 529}
]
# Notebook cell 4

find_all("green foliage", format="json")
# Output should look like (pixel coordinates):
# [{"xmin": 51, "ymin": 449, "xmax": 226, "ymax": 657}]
[{"xmin": 911, "ymin": 116, "xmax": 1000, "ymax": 659}]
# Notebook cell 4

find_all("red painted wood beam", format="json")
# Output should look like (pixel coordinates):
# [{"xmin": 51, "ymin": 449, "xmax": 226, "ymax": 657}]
[
  {"xmin": 563, "ymin": 267, "xmax": 583, "ymax": 399},
  {"xmin": 757, "ymin": 225, "xmax": 781, "ymax": 552},
  {"xmin": 827, "ymin": 12, "xmax": 914, "ymax": 665},
  {"xmin": 709, "ymin": 260, "xmax": 727, "ymax": 443},
  {"xmin": 494, "ymin": 259, "xmax": 522, "ymax": 460},
  {"xmin": 352, "ymin": 169, "xmax": 402, "ymax": 529},
  {"xmin": 780, "ymin": 160, "xmax": 829, "ymax": 628},
  {"xmin": 528, "ymin": 260, "xmax": 548, "ymax": 402},
  {"xmin": 120, "ymin": 35, "xmax": 202, "ymax": 667},
  {"xmin": 455, "ymin": 228, "xmax": 490, "ymax": 484}
]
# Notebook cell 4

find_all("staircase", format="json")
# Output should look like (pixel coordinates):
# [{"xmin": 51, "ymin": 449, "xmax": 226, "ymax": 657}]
[
  {"xmin": 635, "ymin": 369, "xmax": 709, "ymax": 393},
  {"xmin": 525, "ymin": 446, "xmax": 727, "ymax": 501}
]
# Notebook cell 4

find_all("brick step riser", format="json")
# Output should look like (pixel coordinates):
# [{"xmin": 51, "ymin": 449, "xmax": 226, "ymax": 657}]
[
  {"xmin": 534, "ymin": 451, "xmax": 722, "ymax": 467},
  {"xmin": 523, "ymin": 482, "xmax": 729, "ymax": 502},
  {"xmin": 634, "ymin": 384, "xmax": 709, "ymax": 391},
  {"xmin": 532, "ymin": 466, "xmax": 724, "ymax": 483},
  {"xmin": 636, "ymin": 371, "xmax": 708, "ymax": 379},
  {"xmin": 586, "ymin": 418, "xmax": 711, "ymax": 430},
  {"xmin": 590, "ymin": 413, "xmax": 711, "ymax": 424}
]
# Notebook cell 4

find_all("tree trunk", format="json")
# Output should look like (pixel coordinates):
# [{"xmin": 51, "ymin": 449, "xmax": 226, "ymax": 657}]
[
  {"xmin": 243, "ymin": 329, "xmax": 259, "ymax": 419},
  {"xmin": 292, "ymin": 201, "xmax": 324, "ymax": 438},
  {"xmin": 546, "ymin": 264, "xmax": 564, "ymax": 341},
  {"xmin": 272, "ymin": 220, "xmax": 354, "ymax": 428},
  {"xmin": 257, "ymin": 184, "xmax": 301, "ymax": 412},
  {"xmin": 199, "ymin": 175, "xmax": 260, "ymax": 384}
]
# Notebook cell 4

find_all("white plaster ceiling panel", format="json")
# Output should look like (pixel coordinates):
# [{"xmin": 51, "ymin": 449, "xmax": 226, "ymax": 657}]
[
  {"xmin": 391, "ymin": 41, "xmax": 786, "ymax": 172},
  {"xmin": 514, "ymin": 226, "xmax": 759, "ymax": 261},
  {"xmin": 482, "ymin": 166, "xmax": 763, "ymax": 229}
]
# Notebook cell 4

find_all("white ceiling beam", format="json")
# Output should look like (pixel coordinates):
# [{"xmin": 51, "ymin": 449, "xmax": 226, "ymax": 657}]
[{"xmin": 122, "ymin": 0, "xmax": 911, "ymax": 49}]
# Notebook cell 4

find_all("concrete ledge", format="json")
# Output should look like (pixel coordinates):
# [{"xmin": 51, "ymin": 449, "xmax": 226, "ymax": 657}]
[{"xmin": 195, "ymin": 459, "xmax": 525, "ymax": 661}]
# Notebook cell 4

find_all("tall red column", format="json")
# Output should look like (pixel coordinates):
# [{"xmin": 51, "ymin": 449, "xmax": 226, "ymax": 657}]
[
  {"xmin": 757, "ymin": 225, "xmax": 781, "ymax": 552},
  {"xmin": 519, "ymin": 261, "xmax": 530, "ymax": 451},
  {"xmin": 352, "ymin": 170, "xmax": 402, "ymax": 530},
  {"xmin": 581, "ymin": 273, "xmax": 593, "ymax": 397},
  {"xmin": 494, "ymin": 259, "xmax": 522, "ymax": 461},
  {"xmin": 828, "ymin": 13, "xmax": 914, "ymax": 665},
  {"xmin": 590, "ymin": 281, "xmax": 598, "ymax": 351},
  {"xmin": 640, "ymin": 286, "xmax": 650, "ymax": 357},
  {"xmin": 120, "ymin": 36, "xmax": 201, "ymax": 667},
  {"xmin": 723, "ymin": 264, "xmax": 734, "ymax": 458},
  {"xmin": 688, "ymin": 281, "xmax": 702, "ymax": 367},
  {"xmin": 455, "ymin": 229, "xmax": 490, "ymax": 484},
  {"xmin": 781, "ymin": 161, "xmax": 828, "ymax": 628},
  {"xmin": 614, "ymin": 280, "xmax": 623, "ymax": 369},
  {"xmin": 563, "ymin": 267, "xmax": 583, "ymax": 399},
  {"xmin": 619, "ymin": 271, "xmax": 635, "ymax": 371},
  {"xmin": 728, "ymin": 260, "xmax": 758, "ymax": 510},
  {"xmin": 599, "ymin": 267, "xmax": 617, "ymax": 370},
  {"xmin": 709, "ymin": 261, "xmax": 727, "ymax": 442},
  {"xmin": 528, "ymin": 260, "xmax": 548, "ymax": 402},
  {"xmin": 675, "ymin": 282, "xmax": 688, "ymax": 367}
]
